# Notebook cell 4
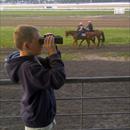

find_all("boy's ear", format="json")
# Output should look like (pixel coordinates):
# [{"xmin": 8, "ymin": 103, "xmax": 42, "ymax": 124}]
[{"xmin": 23, "ymin": 42, "xmax": 30, "ymax": 50}]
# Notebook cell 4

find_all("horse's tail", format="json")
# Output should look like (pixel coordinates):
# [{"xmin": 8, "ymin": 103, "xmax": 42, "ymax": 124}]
[{"xmin": 101, "ymin": 31, "xmax": 105, "ymax": 43}]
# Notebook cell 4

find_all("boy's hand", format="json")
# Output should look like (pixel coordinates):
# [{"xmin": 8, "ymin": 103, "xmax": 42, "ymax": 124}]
[{"xmin": 43, "ymin": 34, "xmax": 57, "ymax": 56}]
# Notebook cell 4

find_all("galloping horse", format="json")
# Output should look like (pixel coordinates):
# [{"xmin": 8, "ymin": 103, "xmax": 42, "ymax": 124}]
[{"xmin": 65, "ymin": 30, "xmax": 105, "ymax": 47}]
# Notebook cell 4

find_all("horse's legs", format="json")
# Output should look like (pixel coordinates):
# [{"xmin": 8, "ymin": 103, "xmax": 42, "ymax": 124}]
[
  {"xmin": 97, "ymin": 37, "xmax": 100, "ymax": 47},
  {"xmin": 92, "ymin": 37, "xmax": 96, "ymax": 45},
  {"xmin": 79, "ymin": 40, "xmax": 84, "ymax": 47},
  {"xmin": 72, "ymin": 40, "xmax": 76, "ymax": 46},
  {"xmin": 86, "ymin": 39, "xmax": 90, "ymax": 48},
  {"xmin": 73, "ymin": 39, "xmax": 78, "ymax": 47},
  {"xmin": 100, "ymin": 36, "xmax": 104, "ymax": 47},
  {"xmin": 76, "ymin": 40, "xmax": 78, "ymax": 46}
]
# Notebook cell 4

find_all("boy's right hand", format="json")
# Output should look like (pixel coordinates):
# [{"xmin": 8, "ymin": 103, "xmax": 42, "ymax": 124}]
[{"xmin": 43, "ymin": 34, "xmax": 57, "ymax": 56}]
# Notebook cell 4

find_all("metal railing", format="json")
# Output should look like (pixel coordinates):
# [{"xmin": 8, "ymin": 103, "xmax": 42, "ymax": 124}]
[
  {"xmin": 0, "ymin": 76, "xmax": 130, "ymax": 130},
  {"xmin": 1, "ymin": 76, "xmax": 130, "ymax": 85}
]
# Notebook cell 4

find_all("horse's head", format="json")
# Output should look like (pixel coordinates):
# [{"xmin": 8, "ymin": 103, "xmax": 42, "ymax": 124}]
[
  {"xmin": 65, "ymin": 31, "xmax": 76, "ymax": 37},
  {"xmin": 65, "ymin": 31, "xmax": 69, "ymax": 37}
]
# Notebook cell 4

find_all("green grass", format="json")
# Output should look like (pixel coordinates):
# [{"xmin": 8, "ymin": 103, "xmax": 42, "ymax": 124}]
[
  {"xmin": 0, "ymin": 27, "xmax": 15, "ymax": 48},
  {"xmin": 103, "ymin": 52, "xmax": 130, "ymax": 58},
  {"xmin": 1, "ymin": 10, "xmax": 129, "ymax": 17},
  {"xmin": 102, "ymin": 28, "xmax": 130, "ymax": 44},
  {"xmin": 60, "ymin": 53, "xmax": 77, "ymax": 61},
  {"xmin": 0, "ymin": 27, "xmax": 130, "ymax": 48}
]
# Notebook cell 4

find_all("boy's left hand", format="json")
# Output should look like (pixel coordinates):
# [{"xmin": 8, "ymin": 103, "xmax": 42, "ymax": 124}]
[{"xmin": 43, "ymin": 34, "xmax": 57, "ymax": 56}]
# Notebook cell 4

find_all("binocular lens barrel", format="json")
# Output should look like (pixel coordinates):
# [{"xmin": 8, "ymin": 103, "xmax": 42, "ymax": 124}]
[{"xmin": 39, "ymin": 35, "xmax": 63, "ymax": 45}]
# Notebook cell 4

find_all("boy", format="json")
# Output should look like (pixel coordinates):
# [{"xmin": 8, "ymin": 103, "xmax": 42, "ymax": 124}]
[{"xmin": 5, "ymin": 25, "xmax": 66, "ymax": 130}]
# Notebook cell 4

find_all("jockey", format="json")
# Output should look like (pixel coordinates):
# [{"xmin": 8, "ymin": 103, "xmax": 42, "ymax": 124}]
[
  {"xmin": 77, "ymin": 22, "xmax": 84, "ymax": 32},
  {"xmin": 76, "ymin": 22, "xmax": 86, "ymax": 37},
  {"xmin": 85, "ymin": 20, "xmax": 93, "ymax": 32}
]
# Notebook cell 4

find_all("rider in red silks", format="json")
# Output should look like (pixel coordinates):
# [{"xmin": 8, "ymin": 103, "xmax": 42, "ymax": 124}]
[{"xmin": 85, "ymin": 20, "xmax": 94, "ymax": 32}]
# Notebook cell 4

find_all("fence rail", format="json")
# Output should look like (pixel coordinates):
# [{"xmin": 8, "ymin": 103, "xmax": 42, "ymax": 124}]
[
  {"xmin": 0, "ymin": 76, "xmax": 130, "ymax": 130},
  {"xmin": 0, "ymin": 76, "xmax": 130, "ymax": 85}
]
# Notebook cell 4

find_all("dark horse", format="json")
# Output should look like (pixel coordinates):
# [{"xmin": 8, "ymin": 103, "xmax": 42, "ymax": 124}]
[{"xmin": 65, "ymin": 30, "xmax": 105, "ymax": 47}]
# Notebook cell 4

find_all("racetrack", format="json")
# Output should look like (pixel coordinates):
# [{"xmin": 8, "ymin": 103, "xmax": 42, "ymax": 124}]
[
  {"xmin": 0, "ymin": 7, "xmax": 130, "ymax": 130},
  {"xmin": 1, "ymin": 14, "xmax": 129, "ymax": 28}
]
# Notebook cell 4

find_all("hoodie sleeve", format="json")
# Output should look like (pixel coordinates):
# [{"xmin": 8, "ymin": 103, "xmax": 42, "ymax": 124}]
[
  {"xmin": 4, "ymin": 51, "xmax": 20, "ymax": 83},
  {"xmin": 5, "ymin": 62, "xmax": 19, "ymax": 83},
  {"xmin": 21, "ymin": 53, "xmax": 66, "ymax": 90}
]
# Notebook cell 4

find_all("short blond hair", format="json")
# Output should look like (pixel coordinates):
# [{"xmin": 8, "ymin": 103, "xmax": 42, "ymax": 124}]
[{"xmin": 13, "ymin": 25, "xmax": 38, "ymax": 50}]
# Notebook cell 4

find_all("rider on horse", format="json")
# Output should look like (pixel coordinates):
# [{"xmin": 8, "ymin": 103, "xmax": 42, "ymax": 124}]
[
  {"xmin": 76, "ymin": 22, "xmax": 86, "ymax": 38},
  {"xmin": 85, "ymin": 20, "xmax": 93, "ymax": 32}
]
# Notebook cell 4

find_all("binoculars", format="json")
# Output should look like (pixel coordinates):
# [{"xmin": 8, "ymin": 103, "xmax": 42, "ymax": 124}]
[{"xmin": 39, "ymin": 35, "xmax": 63, "ymax": 45}]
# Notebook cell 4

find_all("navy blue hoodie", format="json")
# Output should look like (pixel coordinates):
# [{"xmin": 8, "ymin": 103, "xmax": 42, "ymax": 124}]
[{"xmin": 5, "ymin": 51, "xmax": 66, "ymax": 128}]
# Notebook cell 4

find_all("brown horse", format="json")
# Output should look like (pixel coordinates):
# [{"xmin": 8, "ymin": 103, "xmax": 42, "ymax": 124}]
[
  {"xmin": 65, "ymin": 30, "xmax": 105, "ymax": 47},
  {"xmin": 90, "ymin": 30, "xmax": 105, "ymax": 47},
  {"xmin": 65, "ymin": 30, "xmax": 95, "ymax": 47}
]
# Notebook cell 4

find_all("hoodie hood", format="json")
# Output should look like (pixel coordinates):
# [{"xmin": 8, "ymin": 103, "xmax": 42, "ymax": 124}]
[{"xmin": 5, "ymin": 51, "xmax": 32, "ymax": 83}]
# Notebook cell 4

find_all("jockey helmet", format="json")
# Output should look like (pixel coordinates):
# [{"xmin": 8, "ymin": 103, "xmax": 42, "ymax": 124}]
[
  {"xmin": 79, "ymin": 22, "xmax": 83, "ymax": 25},
  {"xmin": 88, "ymin": 20, "xmax": 92, "ymax": 23}
]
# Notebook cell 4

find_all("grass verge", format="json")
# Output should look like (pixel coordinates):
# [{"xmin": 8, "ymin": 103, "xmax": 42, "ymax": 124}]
[{"xmin": 0, "ymin": 27, "xmax": 130, "ymax": 48}]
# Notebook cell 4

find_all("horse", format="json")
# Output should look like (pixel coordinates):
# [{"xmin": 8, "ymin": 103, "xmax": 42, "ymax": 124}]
[
  {"xmin": 65, "ymin": 30, "xmax": 105, "ymax": 47},
  {"xmin": 90, "ymin": 30, "xmax": 105, "ymax": 47},
  {"xmin": 65, "ymin": 30, "xmax": 95, "ymax": 47}
]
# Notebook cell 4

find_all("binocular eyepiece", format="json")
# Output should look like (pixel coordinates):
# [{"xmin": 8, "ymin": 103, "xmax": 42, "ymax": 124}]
[{"xmin": 39, "ymin": 35, "xmax": 63, "ymax": 45}]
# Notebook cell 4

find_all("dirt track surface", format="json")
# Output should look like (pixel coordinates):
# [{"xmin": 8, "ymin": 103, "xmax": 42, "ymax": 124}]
[
  {"xmin": 1, "ymin": 15, "xmax": 130, "ymax": 28},
  {"xmin": 57, "ymin": 44, "xmax": 130, "ymax": 77},
  {"xmin": 60, "ymin": 44, "xmax": 130, "ymax": 61},
  {"xmin": 0, "ymin": 44, "xmax": 130, "ymax": 79}
]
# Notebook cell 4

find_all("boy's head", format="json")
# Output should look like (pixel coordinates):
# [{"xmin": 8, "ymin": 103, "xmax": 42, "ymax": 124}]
[{"xmin": 14, "ymin": 25, "xmax": 42, "ymax": 55}]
